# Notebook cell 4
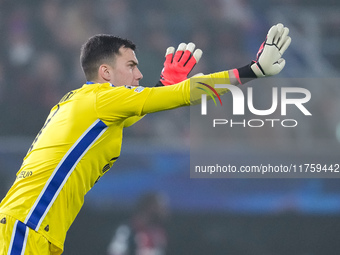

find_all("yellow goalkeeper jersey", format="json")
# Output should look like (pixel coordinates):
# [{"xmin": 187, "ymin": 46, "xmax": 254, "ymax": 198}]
[{"xmin": 0, "ymin": 71, "xmax": 230, "ymax": 252}]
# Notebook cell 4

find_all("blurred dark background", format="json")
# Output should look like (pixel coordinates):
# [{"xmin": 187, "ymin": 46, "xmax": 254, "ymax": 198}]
[{"xmin": 1, "ymin": 0, "xmax": 340, "ymax": 254}]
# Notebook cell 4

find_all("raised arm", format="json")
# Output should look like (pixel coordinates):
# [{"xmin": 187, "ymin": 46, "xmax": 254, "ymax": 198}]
[{"xmin": 142, "ymin": 23, "xmax": 291, "ymax": 114}]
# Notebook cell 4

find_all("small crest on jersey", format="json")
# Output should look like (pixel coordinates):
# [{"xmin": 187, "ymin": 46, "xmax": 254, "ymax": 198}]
[
  {"xmin": 0, "ymin": 217, "xmax": 6, "ymax": 224},
  {"xmin": 44, "ymin": 225, "xmax": 50, "ymax": 232},
  {"xmin": 134, "ymin": 86, "xmax": 144, "ymax": 93}
]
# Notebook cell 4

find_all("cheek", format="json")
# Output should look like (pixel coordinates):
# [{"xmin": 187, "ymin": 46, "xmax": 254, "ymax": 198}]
[
  {"xmin": 120, "ymin": 68, "xmax": 133, "ymax": 76},
  {"xmin": 122, "ymin": 69, "xmax": 134, "ymax": 81},
  {"xmin": 113, "ymin": 69, "xmax": 130, "ymax": 84}
]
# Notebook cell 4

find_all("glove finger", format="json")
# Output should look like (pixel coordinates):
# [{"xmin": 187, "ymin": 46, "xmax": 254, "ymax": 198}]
[
  {"xmin": 179, "ymin": 43, "xmax": 196, "ymax": 65},
  {"xmin": 193, "ymin": 48, "xmax": 203, "ymax": 63},
  {"xmin": 165, "ymin": 46, "xmax": 175, "ymax": 57},
  {"xmin": 173, "ymin": 43, "xmax": 187, "ymax": 62},
  {"xmin": 182, "ymin": 47, "xmax": 203, "ymax": 67},
  {"xmin": 164, "ymin": 46, "xmax": 175, "ymax": 64},
  {"xmin": 277, "ymin": 27, "xmax": 289, "ymax": 49},
  {"xmin": 186, "ymin": 42, "xmax": 196, "ymax": 53},
  {"xmin": 266, "ymin": 25, "xmax": 278, "ymax": 44},
  {"xmin": 273, "ymin": 23, "xmax": 284, "ymax": 44},
  {"xmin": 184, "ymin": 49, "xmax": 203, "ymax": 70},
  {"xmin": 279, "ymin": 36, "xmax": 291, "ymax": 55}
]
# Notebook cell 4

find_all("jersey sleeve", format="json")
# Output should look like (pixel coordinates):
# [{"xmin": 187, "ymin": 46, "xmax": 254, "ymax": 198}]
[
  {"xmin": 96, "ymin": 70, "xmax": 231, "ymax": 124},
  {"xmin": 95, "ymin": 85, "xmax": 152, "ymax": 124},
  {"xmin": 141, "ymin": 71, "xmax": 231, "ymax": 114},
  {"xmin": 123, "ymin": 115, "xmax": 146, "ymax": 127}
]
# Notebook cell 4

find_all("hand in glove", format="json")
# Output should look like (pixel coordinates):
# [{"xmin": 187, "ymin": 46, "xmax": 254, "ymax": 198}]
[
  {"xmin": 156, "ymin": 42, "xmax": 203, "ymax": 86},
  {"xmin": 234, "ymin": 23, "xmax": 292, "ymax": 84}
]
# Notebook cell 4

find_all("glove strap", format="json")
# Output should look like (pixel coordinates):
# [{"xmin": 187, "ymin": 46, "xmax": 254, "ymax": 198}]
[{"xmin": 235, "ymin": 62, "xmax": 257, "ymax": 85}]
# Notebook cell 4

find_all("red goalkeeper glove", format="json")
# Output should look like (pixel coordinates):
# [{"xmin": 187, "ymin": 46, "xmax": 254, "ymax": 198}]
[
  {"xmin": 233, "ymin": 23, "xmax": 292, "ymax": 84},
  {"xmin": 156, "ymin": 42, "xmax": 203, "ymax": 86}
]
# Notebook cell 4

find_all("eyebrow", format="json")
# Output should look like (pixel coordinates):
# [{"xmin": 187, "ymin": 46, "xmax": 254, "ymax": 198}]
[{"xmin": 127, "ymin": 60, "xmax": 138, "ymax": 66}]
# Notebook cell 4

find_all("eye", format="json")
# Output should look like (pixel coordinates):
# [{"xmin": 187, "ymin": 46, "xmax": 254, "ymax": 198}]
[{"xmin": 127, "ymin": 61, "xmax": 138, "ymax": 69}]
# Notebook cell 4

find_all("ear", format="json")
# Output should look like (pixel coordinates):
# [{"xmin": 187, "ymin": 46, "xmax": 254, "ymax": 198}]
[{"xmin": 98, "ymin": 64, "xmax": 112, "ymax": 82}]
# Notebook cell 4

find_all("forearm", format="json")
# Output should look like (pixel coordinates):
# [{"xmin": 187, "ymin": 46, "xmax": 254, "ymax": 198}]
[
  {"xmin": 143, "ymin": 24, "xmax": 291, "ymax": 115},
  {"xmin": 141, "ymin": 70, "xmax": 233, "ymax": 114},
  {"xmin": 141, "ymin": 81, "xmax": 190, "ymax": 115},
  {"xmin": 189, "ymin": 70, "xmax": 233, "ymax": 105}
]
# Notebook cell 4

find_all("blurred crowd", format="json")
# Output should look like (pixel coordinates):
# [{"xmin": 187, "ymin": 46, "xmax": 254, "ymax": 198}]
[{"xmin": 0, "ymin": 0, "xmax": 339, "ymax": 149}]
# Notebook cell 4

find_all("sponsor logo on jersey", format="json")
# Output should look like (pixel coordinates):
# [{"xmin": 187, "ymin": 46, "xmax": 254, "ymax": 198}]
[{"xmin": 134, "ymin": 86, "xmax": 145, "ymax": 93}]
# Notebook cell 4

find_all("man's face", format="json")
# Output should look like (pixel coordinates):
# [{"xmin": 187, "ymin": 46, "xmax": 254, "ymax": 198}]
[{"xmin": 109, "ymin": 47, "xmax": 143, "ymax": 87}]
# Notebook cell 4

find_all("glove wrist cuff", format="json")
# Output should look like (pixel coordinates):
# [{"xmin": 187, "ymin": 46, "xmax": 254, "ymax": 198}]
[
  {"xmin": 155, "ymin": 80, "xmax": 165, "ymax": 87},
  {"xmin": 235, "ymin": 62, "xmax": 257, "ymax": 84},
  {"xmin": 250, "ymin": 62, "xmax": 265, "ymax": 78}
]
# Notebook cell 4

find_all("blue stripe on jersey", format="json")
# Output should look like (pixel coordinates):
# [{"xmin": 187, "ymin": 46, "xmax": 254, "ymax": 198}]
[
  {"xmin": 85, "ymin": 81, "xmax": 115, "ymax": 87},
  {"xmin": 25, "ymin": 119, "xmax": 108, "ymax": 231},
  {"xmin": 8, "ymin": 220, "xmax": 28, "ymax": 255}
]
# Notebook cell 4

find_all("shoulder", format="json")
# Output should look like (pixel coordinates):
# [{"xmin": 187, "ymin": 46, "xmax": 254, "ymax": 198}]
[{"xmin": 97, "ymin": 84, "xmax": 150, "ymax": 96}]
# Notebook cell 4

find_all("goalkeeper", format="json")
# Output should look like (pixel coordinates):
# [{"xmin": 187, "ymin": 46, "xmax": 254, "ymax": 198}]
[{"xmin": 0, "ymin": 23, "xmax": 291, "ymax": 254}]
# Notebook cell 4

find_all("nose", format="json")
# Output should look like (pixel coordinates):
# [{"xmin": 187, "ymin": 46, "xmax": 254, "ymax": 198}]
[{"xmin": 135, "ymin": 67, "xmax": 143, "ymax": 81}]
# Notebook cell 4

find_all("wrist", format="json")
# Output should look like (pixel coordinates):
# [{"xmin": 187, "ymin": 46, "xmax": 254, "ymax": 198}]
[
  {"xmin": 234, "ymin": 62, "xmax": 257, "ymax": 85},
  {"xmin": 155, "ymin": 80, "xmax": 165, "ymax": 87}
]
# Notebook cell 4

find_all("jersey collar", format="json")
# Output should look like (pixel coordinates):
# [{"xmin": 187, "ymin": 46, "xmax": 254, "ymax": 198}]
[{"xmin": 86, "ymin": 81, "xmax": 115, "ymax": 87}]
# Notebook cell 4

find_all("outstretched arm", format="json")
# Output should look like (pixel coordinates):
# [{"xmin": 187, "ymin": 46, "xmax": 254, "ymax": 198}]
[{"xmin": 141, "ymin": 23, "xmax": 291, "ymax": 114}]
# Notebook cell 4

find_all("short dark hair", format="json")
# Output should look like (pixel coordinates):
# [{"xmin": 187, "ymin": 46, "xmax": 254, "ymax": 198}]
[{"xmin": 80, "ymin": 34, "xmax": 136, "ymax": 81}]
